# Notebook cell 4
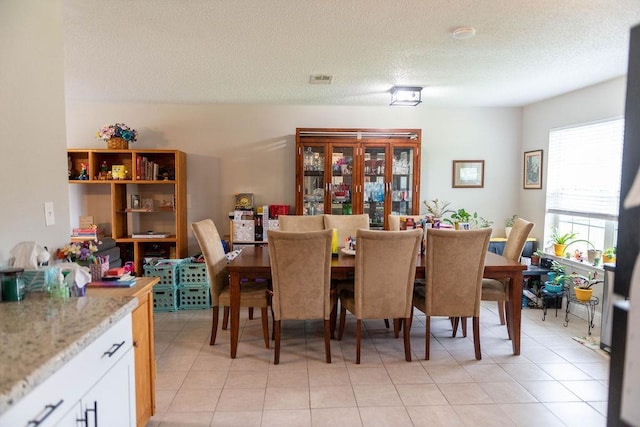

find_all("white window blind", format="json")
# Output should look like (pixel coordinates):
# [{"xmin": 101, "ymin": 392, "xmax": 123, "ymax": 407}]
[{"xmin": 546, "ymin": 118, "xmax": 624, "ymax": 221}]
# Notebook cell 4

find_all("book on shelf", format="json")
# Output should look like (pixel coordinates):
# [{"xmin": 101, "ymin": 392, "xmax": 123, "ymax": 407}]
[
  {"xmin": 125, "ymin": 208, "xmax": 153, "ymax": 213},
  {"xmin": 131, "ymin": 231, "xmax": 171, "ymax": 238}
]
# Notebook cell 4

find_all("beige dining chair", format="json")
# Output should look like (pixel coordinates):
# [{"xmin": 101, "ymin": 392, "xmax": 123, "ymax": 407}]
[
  {"xmin": 268, "ymin": 229, "xmax": 334, "ymax": 364},
  {"xmin": 481, "ymin": 218, "xmax": 534, "ymax": 336},
  {"xmin": 414, "ymin": 228, "xmax": 492, "ymax": 360},
  {"xmin": 278, "ymin": 214, "xmax": 325, "ymax": 232},
  {"xmin": 323, "ymin": 214, "xmax": 371, "ymax": 336},
  {"xmin": 191, "ymin": 219, "xmax": 270, "ymax": 347},
  {"xmin": 337, "ymin": 229, "xmax": 422, "ymax": 364},
  {"xmin": 387, "ymin": 214, "xmax": 425, "ymax": 231}
]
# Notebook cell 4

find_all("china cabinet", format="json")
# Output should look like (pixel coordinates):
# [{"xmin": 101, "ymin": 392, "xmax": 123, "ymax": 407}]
[
  {"xmin": 295, "ymin": 128, "xmax": 421, "ymax": 229},
  {"xmin": 67, "ymin": 149, "xmax": 187, "ymax": 275}
]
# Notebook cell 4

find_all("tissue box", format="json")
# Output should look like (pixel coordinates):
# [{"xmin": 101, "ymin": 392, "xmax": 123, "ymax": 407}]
[{"xmin": 22, "ymin": 267, "xmax": 60, "ymax": 292}]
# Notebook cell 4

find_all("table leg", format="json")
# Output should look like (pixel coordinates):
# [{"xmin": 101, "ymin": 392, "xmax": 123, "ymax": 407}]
[
  {"xmin": 230, "ymin": 271, "xmax": 241, "ymax": 358},
  {"xmin": 508, "ymin": 271, "xmax": 523, "ymax": 355}
]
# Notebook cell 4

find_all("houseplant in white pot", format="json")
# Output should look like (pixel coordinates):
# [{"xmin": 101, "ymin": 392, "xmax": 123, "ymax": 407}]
[{"xmin": 505, "ymin": 214, "xmax": 518, "ymax": 238}]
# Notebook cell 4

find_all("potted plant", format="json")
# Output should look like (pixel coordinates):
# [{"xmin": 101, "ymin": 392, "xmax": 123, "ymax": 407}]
[
  {"xmin": 548, "ymin": 228, "xmax": 578, "ymax": 257},
  {"xmin": 547, "ymin": 260, "xmax": 565, "ymax": 282},
  {"xmin": 603, "ymin": 247, "xmax": 616, "ymax": 264},
  {"xmin": 587, "ymin": 248, "xmax": 603, "ymax": 266},
  {"xmin": 570, "ymin": 272, "xmax": 603, "ymax": 302},
  {"xmin": 531, "ymin": 249, "xmax": 544, "ymax": 266},
  {"xmin": 422, "ymin": 198, "xmax": 454, "ymax": 222},
  {"xmin": 445, "ymin": 208, "xmax": 478, "ymax": 229},
  {"xmin": 505, "ymin": 214, "xmax": 518, "ymax": 238}
]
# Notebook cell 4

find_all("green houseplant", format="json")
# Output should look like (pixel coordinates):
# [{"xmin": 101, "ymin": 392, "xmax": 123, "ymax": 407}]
[
  {"xmin": 548, "ymin": 228, "xmax": 578, "ymax": 256},
  {"xmin": 531, "ymin": 249, "xmax": 544, "ymax": 266},
  {"xmin": 445, "ymin": 208, "xmax": 478, "ymax": 229},
  {"xmin": 603, "ymin": 247, "xmax": 616, "ymax": 264},
  {"xmin": 422, "ymin": 198, "xmax": 454, "ymax": 220}
]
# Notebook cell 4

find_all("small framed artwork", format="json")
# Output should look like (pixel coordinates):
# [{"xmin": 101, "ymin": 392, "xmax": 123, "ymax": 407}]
[
  {"xmin": 452, "ymin": 160, "xmax": 485, "ymax": 188},
  {"xmin": 523, "ymin": 150, "xmax": 543, "ymax": 189}
]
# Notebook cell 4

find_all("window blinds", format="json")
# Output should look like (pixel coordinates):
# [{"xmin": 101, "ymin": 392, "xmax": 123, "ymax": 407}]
[{"xmin": 546, "ymin": 118, "xmax": 624, "ymax": 221}]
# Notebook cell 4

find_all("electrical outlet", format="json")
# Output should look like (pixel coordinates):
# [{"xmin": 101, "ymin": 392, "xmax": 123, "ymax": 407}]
[{"xmin": 44, "ymin": 202, "xmax": 55, "ymax": 226}]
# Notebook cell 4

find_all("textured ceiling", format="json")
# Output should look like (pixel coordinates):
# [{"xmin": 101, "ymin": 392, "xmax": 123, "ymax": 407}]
[{"xmin": 63, "ymin": 0, "xmax": 640, "ymax": 107}]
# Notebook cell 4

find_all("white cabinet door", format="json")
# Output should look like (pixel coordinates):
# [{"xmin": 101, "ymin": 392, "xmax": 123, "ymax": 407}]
[{"xmin": 80, "ymin": 346, "xmax": 135, "ymax": 427}]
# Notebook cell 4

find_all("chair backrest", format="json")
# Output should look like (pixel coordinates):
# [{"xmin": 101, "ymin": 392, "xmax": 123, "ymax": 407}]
[
  {"xmin": 268, "ymin": 229, "xmax": 333, "ymax": 321},
  {"xmin": 278, "ymin": 214, "xmax": 325, "ymax": 232},
  {"xmin": 354, "ymin": 229, "xmax": 422, "ymax": 319},
  {"xmin": 191, "ymin": 219, "xmax": 227, "ymax": 305},
  {"xmin": 425, "ymin": 228, "xmax": 492, "ymax": 317},
  {"xmin": 387, "ymin": 214, "xmax": 425, "ymax": 231},
  {"xmin": 323, "ymin": 214, "xmax": 370, "ymax": 246},
  {"xmin": 502, "ymin": 218, "xmax": 534, "ymax": 262}
]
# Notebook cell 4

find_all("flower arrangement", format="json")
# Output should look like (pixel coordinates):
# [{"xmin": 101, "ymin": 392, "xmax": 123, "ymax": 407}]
[
  {"xmin": 56, "ymin": 240, "xmax": 99, "ymax": 263},
  {"xmin": 97, "ymin": 123, "xmax": 138, "ymax": 142}
]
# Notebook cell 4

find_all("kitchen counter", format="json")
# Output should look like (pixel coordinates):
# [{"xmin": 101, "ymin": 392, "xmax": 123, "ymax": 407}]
[{"xmin": 0, "ymin": 292, "xmax": 137, "ymax": 414}]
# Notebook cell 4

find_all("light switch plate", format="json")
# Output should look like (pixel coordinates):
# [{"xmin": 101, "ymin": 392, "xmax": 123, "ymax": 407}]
[{"xmin": 44, "ymin": 202, "xmax": 55, "ymax": 226}]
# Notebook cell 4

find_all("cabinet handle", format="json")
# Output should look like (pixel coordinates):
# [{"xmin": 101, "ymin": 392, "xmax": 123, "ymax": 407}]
[
  {"xmin": 85, "ymin": 401, "xmax": 98, "ymax": 427},
  {"xmin": 27, "ymin": 399, "xmax": 63, "ymax": 426},
  {"xmin": 102, "ymin": 340, "xmax": 125, "ymax": 358},
  {"xmin": 133, "ymin": 340, "xmax": 138, "ymax": 347}
]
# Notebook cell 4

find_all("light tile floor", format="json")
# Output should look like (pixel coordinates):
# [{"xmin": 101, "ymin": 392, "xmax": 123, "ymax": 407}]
[{"xmin": 148, "ymin": 302, "xmax": 609, "ymax": 427}]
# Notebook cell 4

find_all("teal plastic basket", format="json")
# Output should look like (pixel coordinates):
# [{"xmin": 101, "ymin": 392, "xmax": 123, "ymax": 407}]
[
  {"xmin": 152, "ymin": 284, "xmax": 179, "ymax": 312},
  {"xmin": 178, "ymin": 284, "xmax": 211, "ymax": 310}
]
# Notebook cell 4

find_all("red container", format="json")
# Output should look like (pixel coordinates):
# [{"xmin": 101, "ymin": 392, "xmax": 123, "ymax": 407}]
[{"xmin": 269, "ymin": 205, "xmax": 290, "ymax": 219}]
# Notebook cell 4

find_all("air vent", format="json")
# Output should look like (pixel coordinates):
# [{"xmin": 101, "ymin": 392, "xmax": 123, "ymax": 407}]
[{"xmin": 309, "ymin": 74, "xmax": 333, "ymax": 84}]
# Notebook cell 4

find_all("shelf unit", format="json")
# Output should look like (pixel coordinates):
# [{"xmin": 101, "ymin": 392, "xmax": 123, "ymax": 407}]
[
  {"xmin": 67, "ymin": 149, "xmax": 187, "ymax": 275},
  {"xmin": 295, "ymin": 128, "xmax": 421, "ymax": 229}
]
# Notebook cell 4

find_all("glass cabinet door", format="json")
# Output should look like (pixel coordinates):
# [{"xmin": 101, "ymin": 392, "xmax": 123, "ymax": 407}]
[
  {"xmin": 363, "ymin": 146, "xmax": 386, "ymax": 228},
  {"xmin": 301, "ymin": 144, "xmax": 326, "ymax": 215},
  {"xmin": 329, "ymin": 145, "xmax": 355, "ymax": 215},
  {"xmin": 391, "ymin": 146, "xmax": 415, "ymax": 217}
]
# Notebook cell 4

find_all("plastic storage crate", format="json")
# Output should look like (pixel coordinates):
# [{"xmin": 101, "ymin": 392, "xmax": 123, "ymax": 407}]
[
  {"xmin": 178, "ymin": 263, "xmax": 209, "ymax": 285},
  {"xmin": 178, "ymin": 284, "xmax": 211, "ymax": 310},
  {"xmin": 144, "ymin": 260, "xmax": 182, "ymax": 287},
  {"xmin": 152, "ymin": 285, "xmax": 179, "ymax": 312}
]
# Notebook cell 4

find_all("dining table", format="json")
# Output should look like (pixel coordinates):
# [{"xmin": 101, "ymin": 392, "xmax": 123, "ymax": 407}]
[{"xmin": 226, "ymin": 246, "xmax": 527, "ymax": 358}]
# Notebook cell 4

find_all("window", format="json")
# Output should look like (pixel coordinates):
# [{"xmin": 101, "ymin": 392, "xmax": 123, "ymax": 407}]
[{"xmin": 544, "ymin": 118, "xmax": 624, "ymax": 254}]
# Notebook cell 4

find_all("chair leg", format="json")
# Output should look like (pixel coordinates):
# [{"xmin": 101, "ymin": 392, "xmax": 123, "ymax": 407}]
[
  {"xmin": 323, "ymin": 319, "xmax": 332, "ymax": 363},
  {"xmin": 338, "ymin": 304, "xmax": 347, "ymax": 340},
  {"xmin": 403, "ymin": 317, "xmax": 411, "ymax": 362},
  {"xmin": 248, "ymin": 307, "xmax": 254, "ymax": 320},
  {"xmin": 384, "ymin": 319, "xmax": 390, "ymax": 329},
  {"xmin": 473, "ymin": 316, "xmax": 482, "ymax": 360},
  {"xmin": 330, "ymin": 298, "xmax": 338, "ymax": 339},
  {"xmin": 210, "ymin": 306, "xmax": 219, "ymax": 345},
  {"xmin": 274, "ymin": 320, "xmax": 281, "ymax": 365},
  {"xmin": 497, "ymin": 301, "xmax": 506, "ymax": 325},
  {"xmin": 261, "ymin": 307, "xmax": 269, "ymax": 349},
  {"xmin": 393, "ymin": 318, "xmax": 401, "ymax": 338},
  {"xmin": 461, "ymin": 317, "xmax": 467, "ymax": 337},
  {"xmin": 222, "ymin": 306, "xmax": 230, "ymax": 330},
  {"xmin": 425, "ymin": 316, "xmax": 431, "ymax": 360},
  {"xmin": 451, "ymin": 317, "xmax": 460, "ymax": 337},
  {"xmin": 356, "ymin": 319, "xmax": 362, "ymax": 364}
]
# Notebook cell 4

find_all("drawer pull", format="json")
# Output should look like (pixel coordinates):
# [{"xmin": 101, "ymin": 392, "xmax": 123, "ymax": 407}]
[
  {"xmin": 27, "ymin": 399, "xmax": 63, "ymax": 426},
  {"xmin": 102, "ymin": 340, "xmax": 125, "ymax": 358},
  {"xmin": 85, "ymin": 401, "xmax": 98, "ymax": 427}
]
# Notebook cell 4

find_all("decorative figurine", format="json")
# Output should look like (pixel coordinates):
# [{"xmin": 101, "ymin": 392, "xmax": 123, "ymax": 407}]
[{"xmin": 78, "ymin": 162, "xmax": 89, "ymax": 180}]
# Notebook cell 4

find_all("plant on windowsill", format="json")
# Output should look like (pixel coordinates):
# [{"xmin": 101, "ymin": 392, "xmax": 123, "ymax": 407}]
[
  {"xmin": 602, "ymin": 247, "xmax": 616, "ymax": 264},
  {"xmin": 548, "ymin": 228, "xmax": 579, "ymax": 257}
]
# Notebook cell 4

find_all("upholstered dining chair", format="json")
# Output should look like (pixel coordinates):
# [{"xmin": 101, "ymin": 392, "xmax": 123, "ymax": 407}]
[
  {"xmin": 481, "ymin": 218, "xmax": 534, "ymax": 335},
  {"xmin": 413, "ymin": 228, "xmax": 492, "ymax": 360},
  {"xmin": 337, "ymin": 229, "xmax": 422, "ymax": 364},
  {"xmin": 387, "ymin": 214, "xmax": 425, "ymax": 231},
  {"xmin": 323, "ymin": 214, "xmax": 371, "ymax": 336},
  {"xmin": 278, "ymin": 214, "xmax": 325, "ymax": 232},
  {"xmin": 268, "ymin": 229, "xmax": 333, "ymax": 364},
  {"xmin": 191, "ymin": 219, "xmax": 270, "ymax": 347}
]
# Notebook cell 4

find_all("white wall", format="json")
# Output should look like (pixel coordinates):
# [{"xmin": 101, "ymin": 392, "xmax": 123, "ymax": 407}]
[
  {"xmin": 520, "ymin": 77, "xmax": 627, "ymax": 243},
  {"xmin": 0, "ymin": 0, "xmax": 70, "ymax": 266},
  {"xmin": 65, "ymin": 104, "xmax": 521, "ymax": 254}
]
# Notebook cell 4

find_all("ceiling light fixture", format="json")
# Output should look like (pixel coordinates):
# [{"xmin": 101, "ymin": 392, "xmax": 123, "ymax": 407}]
[
  {"xmin": 452, "ymin": 27, "xmax": 476, "ymax": 40},
  {"xmin": 390, "ymin": 86, "xmax": 423, "ymax": 106}
]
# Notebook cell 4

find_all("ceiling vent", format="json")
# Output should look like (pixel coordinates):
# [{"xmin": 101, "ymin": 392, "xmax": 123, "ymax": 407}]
[{"xmin": 309, "ymin": 74, "xmax": 333, "ymax": 84}]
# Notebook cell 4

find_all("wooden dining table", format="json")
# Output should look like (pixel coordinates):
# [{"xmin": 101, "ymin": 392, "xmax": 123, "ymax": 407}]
[{"xmin": 226, "ymin": 246, "xmax": 527, "ymax": 358}]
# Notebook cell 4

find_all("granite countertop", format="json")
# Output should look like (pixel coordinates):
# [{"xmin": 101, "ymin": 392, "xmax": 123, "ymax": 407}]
[{"xmin": 0, "ymin": 293, "xmax": 138, "ymax": 414}]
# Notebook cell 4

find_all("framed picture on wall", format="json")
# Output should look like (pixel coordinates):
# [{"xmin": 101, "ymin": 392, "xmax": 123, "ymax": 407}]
[
  {"xmin": 452, "ymin": 160, "xmax": 484, "ymax": 188},
  {"xmin": 523, "ymin": 150, "xmax": 543, "ymax": 189}
]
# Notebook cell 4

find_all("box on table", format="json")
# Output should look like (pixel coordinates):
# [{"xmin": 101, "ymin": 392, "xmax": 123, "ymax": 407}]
[
  {"xmin": 232, "ymin": 220, "xmax": 255, "ymax": 242},
  {"xmin": 22, "ymin": 266, "xmax": 60, "ymax": 292}
]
